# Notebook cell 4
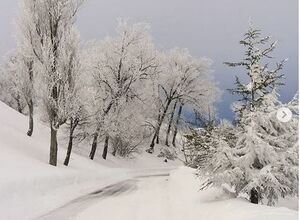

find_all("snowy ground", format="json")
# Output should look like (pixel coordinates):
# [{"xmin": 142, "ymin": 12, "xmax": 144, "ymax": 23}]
[
  {"xmin": 0, "ymin": 101, "xmax": 178, "ymax": 220},
  {"xmin": 0, "ymin": 101, "xmax": 298, "ymax": 220},
  {"xmin": 73, "ymin": 167, "xmax": 298, "ymax": 220}
]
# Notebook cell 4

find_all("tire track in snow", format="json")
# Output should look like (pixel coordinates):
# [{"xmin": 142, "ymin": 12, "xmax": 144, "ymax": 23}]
[{"xmin": 35, "ymin": 173, "xmax": 169, "ymax": 220}]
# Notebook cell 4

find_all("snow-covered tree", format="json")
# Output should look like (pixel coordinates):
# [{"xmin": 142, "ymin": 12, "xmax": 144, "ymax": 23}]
[
  {"xmin": 19, "ymin": 56, "xmax": 35, "ymax": 137},
  {"xmin": 18, "ymin": 0, "xmax": 83, "ymax": 166},
  {"xmin": 15, "ymin": 7, "xmax": 38, "ymax": 137},
  {"xmin": 86, "ymin": 20, "xmax": 159, "ymax": 160},
  {"xmin": 0, "ymin": 51, "xmax": 36, "ymax": 136},
  {"xmin": 185, "ymin": 118, "xmax": 235, "ymax": 169},
  {"xmin": 0, "ymin": 53, "xmax": 25, "ymax": 113},
  {"xmin": 199, "ymin": 26, "xmax": 298, "ymax": 205},
  {"xmin": 109, "ymin": 98, "xmax": 153, "ymax": 157},
  {"xmin": 62, "ymin": 36, "xmax": 86, "ymax": 166},
  {"xmin": 224, "ymin": 26, "xmax": 285, "ymax": 120},
  {"xmin": 232, "ymin": 95, "xmax": 298, "ymax": 205},
  {"xmin": 147, "ymin": 48, "xmax": 217, "ymax": 152}
]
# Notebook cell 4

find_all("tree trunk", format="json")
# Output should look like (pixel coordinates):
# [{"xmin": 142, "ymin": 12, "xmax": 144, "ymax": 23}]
[
  {"xmin": 49, "ymin": 125, "xmax": 58, "ymax": 166},
  {"xmin": 148, "ymin": 132, "xmax": 157, "ymax": 153},
  {"xmin": 165, "ymin": 101, "xmax": 177, "ymax": 146},
  {"xmin": 64, "ymin": 119, "xmax": 78, "ymax": 166},
  {"xmin": 89, "ymin": 130, "xmax": 99, "ymax": 160},
  {"xmin": 250, "ymin": 188, "xmax": 259, "ymax": 204},
  {"xmin": 16, "ymin": 95, "xmax": 23, "ymax": 113},
  {"xmin": 27, "ymin": 60, "xmax": 34, "ymax": 136},
  {"xmin": 112, "ymin": 141, "xmax": 117, "ymax": 156},
  {"xmin": 172, "ymin": 103, "xmax": 183, "ymax": 147},
  {"xmin": 89, "ymin": 101, "xmax": 113, "ymax": 160},
  {"xmin": 27, "ymin": 99, "xmax": 34, "ymax": 137},
  {"xmin": 155, "ymin": 134, "xmax": 159, "ymax": 144},
  {"xmin": 148, "ymin": 98, "xmax": 173, "ymax": 152},
  {"xmin": 64, "ymin": 129, "xmax": 74, "ymax": 166},
  {"xmin": 102, "ymin": 135, "xmax": 109, "ymax": 160},
  {"xmin": 156, "ymin": 114, "xmax": 161, "ymax": 144}
]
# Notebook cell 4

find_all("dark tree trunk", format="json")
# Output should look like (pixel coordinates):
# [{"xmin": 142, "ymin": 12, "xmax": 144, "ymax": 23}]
[
  {"xmin": 89, "ymin": 130, "xmax": 99, "ymax": 160},
  {"xmin": 27, "ymin": 60, "xmax": 34, "ymax": 136},
  {"xmin": 27, "ymin": 99, "xmax": 34, "ymax": 137},
  {"xmin": 64, "ymin": 119, "xmax": 78, "ymax": 166},
  {"xmin": 112, "ymin": 144, "xmax": 117, "ymax": 157},
  {"xmin": 64, "ymin": 130, "xmax": 74, "ymax": 166},
  {"xmin": 102, "ymin": 135, "xmax": 109, "ymax": 160},
  {"xmin": 89, "ymin": 101, "xmax": 113, "ymax": 160},
  {"xmin": 156, "ymin": 114, "xmax": 161, "ymax": 144},
  {"xmin": 165, "ymin": 101, "xmax": 177, "ymax": 146},
  {"xmin": 250, "ymin": 188, "xmax": 259, "ymax": 204},
  {"xmin": 49, "ymin": 125, "xmax": 58, "ymax": 166},
  {"xmin": 16, "ymin": 95, "xmax": 23, "ymax": 113},
  {"xmin": 172, "ymin": 103, "xmax": 183, "ymax": 147},
  {"xmin": 148, "ymin": 98, "xmax": 173, "ymax": 152},
  {"xmin": 155, "ymin": 134, "xmax": 159, "ymax": 144},
  {"xmin": 148, "ymin": 133, "xmax": 157, "ymax": 153}
]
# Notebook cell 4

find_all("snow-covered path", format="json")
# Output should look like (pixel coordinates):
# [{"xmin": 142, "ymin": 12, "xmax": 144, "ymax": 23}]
[
  {"xmin": 36, "ymin": 173, "xmax": 171, "ymax": 220},
  {"xmin": 77, "ymin": 174, "xmax": 173, "ymax": 220},
  {"xmin": 36, "ymin": 167, "xmax": 299, "ymax": 220}
]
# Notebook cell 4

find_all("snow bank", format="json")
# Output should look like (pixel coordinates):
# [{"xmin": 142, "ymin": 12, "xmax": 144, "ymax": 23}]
[{"xmin": 168, "ymin": 166, "xmax": 298, "ymax": 220}]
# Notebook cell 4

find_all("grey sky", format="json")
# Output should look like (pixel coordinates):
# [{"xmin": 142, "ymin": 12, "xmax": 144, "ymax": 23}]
[{"xmin": 0, "ymin": 0, "xmax": 298, "ymax": 120}]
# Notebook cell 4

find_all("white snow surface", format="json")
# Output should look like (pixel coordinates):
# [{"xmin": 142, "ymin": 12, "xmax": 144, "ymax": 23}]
[
  {"xmin": 0, "ymin": 101, "xmax": 298, "ymax": 220},
  {"xmin": 77, "ymin": 166, "xmax": 298, "ymax": 220},
  {"xmin": 0, "ymin": 102, "xmax": 177, "ymax": 219},
  {"xmin": 0, "ymin": 102, "xmax": 126, "ymax": 220}
]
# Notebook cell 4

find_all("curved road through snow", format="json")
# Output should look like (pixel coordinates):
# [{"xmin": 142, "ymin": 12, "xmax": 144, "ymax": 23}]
[{"xmin": 36, "ymin": 173, "xmax": 171, "ymax": 220}]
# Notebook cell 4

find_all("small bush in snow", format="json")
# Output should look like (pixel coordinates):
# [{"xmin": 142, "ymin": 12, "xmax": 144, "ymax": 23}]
[
  {"xmin": 111, "ymin": 136, "xmax": 140, "ymax": 158},
  {"xmin": 157, "ymin": 148, "xmax": 177, "ymax": 161}
]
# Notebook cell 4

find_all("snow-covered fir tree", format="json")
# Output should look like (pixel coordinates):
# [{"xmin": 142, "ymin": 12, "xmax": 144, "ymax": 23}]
[{"xmin": 195, "ymin": 26, "xmax": 298, "ymax": 205}]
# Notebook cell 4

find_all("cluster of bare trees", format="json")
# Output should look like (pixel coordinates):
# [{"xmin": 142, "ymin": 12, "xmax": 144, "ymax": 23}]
[{"xmin": 0, "ymin": 0, "xmax": 218, "ymax": 166}]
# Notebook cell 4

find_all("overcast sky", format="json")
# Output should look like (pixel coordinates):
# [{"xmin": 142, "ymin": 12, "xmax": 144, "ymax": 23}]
[{"xmin": 0, "ymin": 0, "xmax": 298, "ymax": 120}]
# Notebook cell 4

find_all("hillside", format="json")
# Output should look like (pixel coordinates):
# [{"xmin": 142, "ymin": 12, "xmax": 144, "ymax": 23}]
[{"xmin": 0, "ymin": 102, "xmax": 179, "ymax": 219}]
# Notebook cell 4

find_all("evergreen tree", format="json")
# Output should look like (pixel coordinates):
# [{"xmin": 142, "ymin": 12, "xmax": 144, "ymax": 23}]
[
  {"xmin": 199, "ymin": 26, "xmax": 298, "ymax": 205},
  {"xmin": 224, "ymin": 26, "xmax": 285, "ymax": 120}
]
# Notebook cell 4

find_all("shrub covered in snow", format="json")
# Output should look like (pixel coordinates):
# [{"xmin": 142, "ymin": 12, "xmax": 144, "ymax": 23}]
[{"xmin": 157, "ymin": 148, "xmax": 177, "ymax": 161}]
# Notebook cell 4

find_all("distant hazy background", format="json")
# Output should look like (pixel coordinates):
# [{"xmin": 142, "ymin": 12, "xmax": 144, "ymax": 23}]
[{"xmin": 0, "ymin": 0, "xmax": 298, "ymax": 120}]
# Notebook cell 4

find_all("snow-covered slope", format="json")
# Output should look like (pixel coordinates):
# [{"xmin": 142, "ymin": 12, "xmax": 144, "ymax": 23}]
[
  {"xmin": 0, "ymin": 101, "xmax": 181, "ymax": 219},
  {"xmin": 0, "ymin": 102, "xmax": 130, "ymax": 219}
]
